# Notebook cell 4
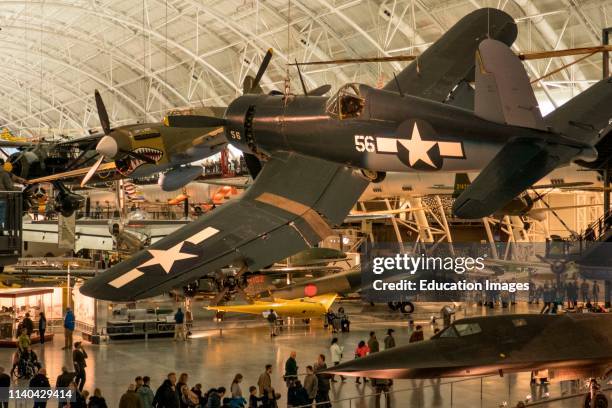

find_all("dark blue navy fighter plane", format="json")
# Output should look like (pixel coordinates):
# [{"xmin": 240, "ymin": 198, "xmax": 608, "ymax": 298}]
[{"xmin": 81, "ymin": 8, "xmax": 612, "ymax": 301}]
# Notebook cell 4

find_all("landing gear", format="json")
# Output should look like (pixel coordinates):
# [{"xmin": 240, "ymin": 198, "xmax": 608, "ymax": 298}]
[
  {"xmin": 399, "ymin": 302, "xmax": 415, "ymax": 314},
  {"xmin": 387, "ymin": 302, "xmax": 414, "ymax": 314},
  {"xmin": 360, "ymin": 169, "xmax": 386, "ymax": 183}
]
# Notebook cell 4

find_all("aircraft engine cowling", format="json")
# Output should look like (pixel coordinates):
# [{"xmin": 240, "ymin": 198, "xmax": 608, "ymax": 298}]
[{"xmin": 158, "ymin": 165, "xmax": 203, "ymax": 192}]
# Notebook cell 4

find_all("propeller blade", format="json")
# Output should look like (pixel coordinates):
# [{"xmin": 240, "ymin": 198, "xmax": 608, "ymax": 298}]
[
  {"xmin": 295, "ymin": 59, "xmax": 308, "ymax": 95},
  {"xmin": 309, "ymin": 84, "xmax": 332, "ymax": 96},
  {"xmin": 243, "ymin": 153, "xmax": 263, "ymax": 179},
  {"xmin": 249, "ymin": 48, "xmax": 273, "ymax": 93},
  {"xmin": 166, "ymin": 115, "xmax": 226, "ymax": 128},
  {"xmin": 81, "ymin": 155, "xmax": 104, "ymax": 187},
  {"xmin": 94, "ymin": 90, "xmax": 111, "ymax": 135}
]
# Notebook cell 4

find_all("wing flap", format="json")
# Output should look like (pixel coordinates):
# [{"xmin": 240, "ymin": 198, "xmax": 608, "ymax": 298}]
[{"xmin": 80, "ymin": 152, "xmax": 369, "ymax": 300}]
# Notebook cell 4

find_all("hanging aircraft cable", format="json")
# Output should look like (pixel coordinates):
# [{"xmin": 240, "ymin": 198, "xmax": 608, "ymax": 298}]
[{"xmin": 287, "ymin": 45, "xmax": 612, "ymax": 67}]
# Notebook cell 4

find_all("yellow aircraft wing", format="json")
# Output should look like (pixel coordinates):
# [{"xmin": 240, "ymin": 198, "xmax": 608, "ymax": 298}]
[
  {"xmin": 207, "ymin": 293, "xmax": 338, "ymax": 318},
  {"xmin": 27, "ymin": 162, "xmax": 117, "ymax": 184}
]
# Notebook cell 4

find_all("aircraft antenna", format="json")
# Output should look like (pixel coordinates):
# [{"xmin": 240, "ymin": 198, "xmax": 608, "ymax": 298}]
[
  {"xmin": 165, "ymin": 0, "xmax": 169, "ymax": 113},
  {"xmin": 411, "ymin": 2, "xmax": 421, "ymax": 76},
  {"xmin": 284, "ymin": 0, "xmax": 292, "ymax": 98},
  {"xmin": 393, "ymin": 72, "xmax": 404, "ymax": 97}
]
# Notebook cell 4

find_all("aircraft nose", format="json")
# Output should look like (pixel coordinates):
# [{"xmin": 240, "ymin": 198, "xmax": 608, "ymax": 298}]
[{"xmin": 96, "ymin": 135, "xmax": 118, "ymax": 158}]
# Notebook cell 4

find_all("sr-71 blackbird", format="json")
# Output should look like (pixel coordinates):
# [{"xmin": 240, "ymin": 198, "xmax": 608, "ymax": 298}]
[
  {"xmin": 81, "ymin": 8, "xmax": 612, "ymax": 301},
  {"xmin": 325, "ymin": 313, "xmax": 612, "ymax": 381}
]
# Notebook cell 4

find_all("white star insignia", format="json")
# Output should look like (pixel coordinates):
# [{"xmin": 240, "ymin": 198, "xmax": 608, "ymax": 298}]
[
  {"xmin": 398, "ymin": 123, "xmax": 437, "ymax": 167},
  {"xmin": 140, "ymin": 242, "xmax": 197, "ymax": 274}
]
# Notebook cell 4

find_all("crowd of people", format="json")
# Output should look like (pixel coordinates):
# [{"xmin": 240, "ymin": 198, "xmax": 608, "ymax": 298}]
[
  {"xmin": 527, "ymin": 280, "xmax": 604, "ymax": 313},
  {"xmin": 5, "ymin": 322, "xmax": 432, "ymax": 408},
  {"xmin": 5, "ymin": 289, "xmax": 608, "ymax": 408}
]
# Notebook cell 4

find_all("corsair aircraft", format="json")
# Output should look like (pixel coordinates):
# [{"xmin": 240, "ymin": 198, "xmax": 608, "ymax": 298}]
[{"xmin": 81, "ymin": 8, "xmax": 612, "ymax": 301}]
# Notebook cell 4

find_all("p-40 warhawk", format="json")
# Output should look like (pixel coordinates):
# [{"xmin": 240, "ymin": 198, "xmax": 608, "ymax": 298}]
[
  {"xmin": 81, "ymin": 8, "xmax": 612, "ymax": 301},
  {"xmin": 22, "ymin": 91, "xmax": 227, "ymax": 192}
]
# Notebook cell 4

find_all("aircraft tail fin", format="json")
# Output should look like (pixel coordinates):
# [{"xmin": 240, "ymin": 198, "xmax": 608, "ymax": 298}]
[
  {"xmin": 544, "ymin": 77, "xmax": 612, "ymax": 145},
  {"xmin": 452, "ymin": 173, "xmax": 471, "ymax": 199},
  {"xmin": 475, "ymin": 39, "xmax": 546, "ymax": 130},
  {"xmin": 312, "ymin": 293, "xmax": 338, "ymax": 312}
]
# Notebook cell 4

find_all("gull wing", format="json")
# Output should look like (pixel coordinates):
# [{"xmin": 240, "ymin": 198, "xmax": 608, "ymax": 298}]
[
  {"xmin": 383, "ymin": 8, "xmax": 517, "ymax": 103},
  {"xmin": 80, "ymin": 152, "xmax": 369, "ymax": 301}
]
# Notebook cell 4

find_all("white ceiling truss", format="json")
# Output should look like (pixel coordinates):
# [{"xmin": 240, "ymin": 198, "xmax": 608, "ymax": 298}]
[{"xmin": 0, "ymin": 0, "xmax": 610, "ymax": 138}]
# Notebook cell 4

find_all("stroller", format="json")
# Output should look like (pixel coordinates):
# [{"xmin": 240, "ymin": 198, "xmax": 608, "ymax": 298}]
[{"xmin": 12, "ymin": 349, "xmax": 40, "ymax": 380}]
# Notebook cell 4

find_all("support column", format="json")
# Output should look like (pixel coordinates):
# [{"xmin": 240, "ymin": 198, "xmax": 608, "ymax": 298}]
[
  {"xmin": 384, "ymin": 198, "xmax": 405, "ymax": 252},
  {"xmin": 602, "ymin": 28, "xmax": 611, "ymax": 226},
  {"xmin": 408, "ymin": 197, "xmax": 433, "ymax": 243},
  {"xmin": 482, "ymin": 217, "xmax": 499, "ymax": 259}
]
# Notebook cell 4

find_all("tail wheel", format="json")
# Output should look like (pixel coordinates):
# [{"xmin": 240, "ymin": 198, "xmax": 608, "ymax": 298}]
[
  {"xmin": 360, "ymin": 169, "xmax": 386, "ymax": 183},
  {"xmin": 399, "ymin": 302, "xmax": 415, "ymax": 314}
]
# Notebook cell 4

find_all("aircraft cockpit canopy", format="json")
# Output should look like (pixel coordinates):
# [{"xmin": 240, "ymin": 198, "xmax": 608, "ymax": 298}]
[
  {"xmin": 437, "ymin": 322, "xmax": 483, "ymax": 338},
  {"xmin": 326, "ymin": 83, "xmax": 365, "ymax": 120}
]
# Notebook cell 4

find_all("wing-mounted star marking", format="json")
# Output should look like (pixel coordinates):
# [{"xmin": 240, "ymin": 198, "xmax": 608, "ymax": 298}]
[
  {"xmin": 140, "ymin": 242, "xmax": 197, "ymax": 274},
  {"xmin": 108, "ymin": 227, "xmax": 220, "ymax": 291},
  {"xmin": 138, "ymin": 227, "xmax": 220, "ymax": 274}
]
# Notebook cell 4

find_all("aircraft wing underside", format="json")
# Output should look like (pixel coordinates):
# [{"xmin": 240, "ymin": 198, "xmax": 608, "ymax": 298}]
[
  {"xmin": 80, "ymin": 152, "xmax": 369, "ymax": 301},
  {"xmin": 452, "ymin": 138, "xmax": 586, "ymax": 219},
  {"xmin": 383, "ymin": 8, "xmax": 517, "ymax": 103}
]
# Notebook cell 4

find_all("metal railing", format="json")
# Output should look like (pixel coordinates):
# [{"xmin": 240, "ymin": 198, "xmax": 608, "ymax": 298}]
[
  {"xmin": 581, "ymin": 209, "xmax": 612, "ymax": 242},
  {"xmin": 286, "ymin": 378, "xmax": 611, "ymax": 408}
]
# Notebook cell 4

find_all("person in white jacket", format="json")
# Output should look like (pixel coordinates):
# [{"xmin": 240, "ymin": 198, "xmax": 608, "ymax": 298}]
[{"xmin": 329, "ymin": 337, "xmax": 345, "ymax": 382}]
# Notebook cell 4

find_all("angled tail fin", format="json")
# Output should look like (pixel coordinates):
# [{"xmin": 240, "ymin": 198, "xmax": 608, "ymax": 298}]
[
  {"xmin": 452, "ymin": 173, "xmax": 471, "ymax": 199},
  {"xmin": 545, "ymin": 77, "xmax": 612, "ymax": 145},
  {"xmin": 312, "ymin": 294, "xmax": 338, "ymax": 312},
  {"xmin": 475, "ymin": 39, "xmax": 546, "ymax": 130}
]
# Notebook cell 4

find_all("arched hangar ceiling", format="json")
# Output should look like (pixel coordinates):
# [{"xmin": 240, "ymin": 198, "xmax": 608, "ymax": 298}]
[{"xmin": 0, "ymin": 0, "xmax": 610, "ymax": 138}]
